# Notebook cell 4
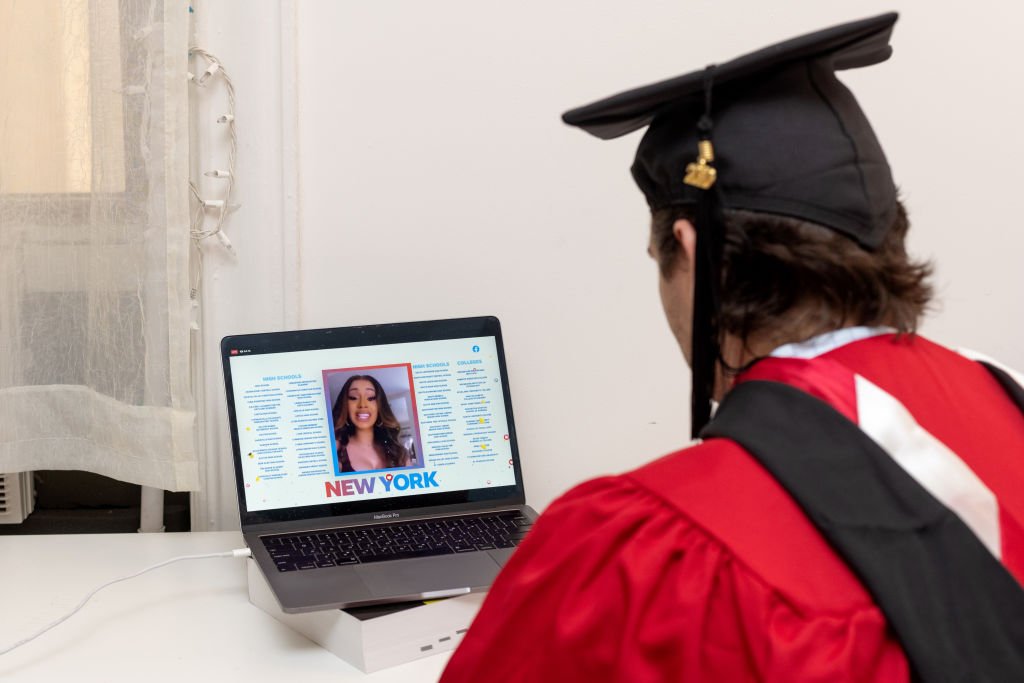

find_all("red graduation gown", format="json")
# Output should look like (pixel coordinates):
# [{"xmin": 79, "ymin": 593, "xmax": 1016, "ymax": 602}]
[{"xmin": 441, "ymin": 334, "xmax": 1024, "ymax": 682}]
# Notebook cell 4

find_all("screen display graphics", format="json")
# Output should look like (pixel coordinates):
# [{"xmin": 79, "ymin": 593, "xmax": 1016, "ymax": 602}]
[{"xmin": 227, "ymin": 335, "xmax": 515, "ymax": 513}]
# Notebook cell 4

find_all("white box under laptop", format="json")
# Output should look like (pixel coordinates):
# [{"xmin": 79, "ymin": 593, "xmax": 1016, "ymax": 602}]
[{"xmin": 247, "ymin": 559, "xmax": 485, "ymax": 672}]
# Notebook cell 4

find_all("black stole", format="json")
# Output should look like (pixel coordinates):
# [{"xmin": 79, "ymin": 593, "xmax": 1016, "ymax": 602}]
[{"xmin": 701, "ymin": 365, "xmax": 1024, "ymax": 682}]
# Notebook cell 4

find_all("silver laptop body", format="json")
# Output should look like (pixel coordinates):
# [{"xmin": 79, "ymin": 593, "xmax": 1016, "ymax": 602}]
[{"xmin": 222, "ymin": 316, "xmax": 536, "ymax": 613}]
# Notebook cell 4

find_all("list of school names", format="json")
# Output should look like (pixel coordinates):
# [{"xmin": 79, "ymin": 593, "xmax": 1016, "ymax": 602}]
[
  {"xmin": 239, "ymin": 376, "xmax": 333, "ymax": 486},
  {"xmin": 412, "ymin": 357, "xmax": 507, "ymax": 468}
]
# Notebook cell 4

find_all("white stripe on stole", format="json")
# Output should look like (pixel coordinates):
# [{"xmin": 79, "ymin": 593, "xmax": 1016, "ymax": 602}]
[{"xmin": 854, "ymin": 375, "xmax": 1002, "ymax": 559}]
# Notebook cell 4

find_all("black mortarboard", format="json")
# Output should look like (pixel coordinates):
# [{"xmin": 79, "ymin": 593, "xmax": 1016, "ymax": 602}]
[{"xmin": 562, "ymin": 13, "xmax": 900, "ymax": 438}]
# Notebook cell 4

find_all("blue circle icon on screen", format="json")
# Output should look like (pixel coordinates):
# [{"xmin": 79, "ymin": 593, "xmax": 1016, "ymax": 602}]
[{"xmin": 472, "ymin": 345, "xmax": 480, "ymax": 353}]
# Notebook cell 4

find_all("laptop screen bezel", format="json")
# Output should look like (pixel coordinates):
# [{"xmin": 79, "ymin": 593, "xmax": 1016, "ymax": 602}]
[{"xmin": 221, "ymin": 316, "xmax": 527, "ymax": 528}]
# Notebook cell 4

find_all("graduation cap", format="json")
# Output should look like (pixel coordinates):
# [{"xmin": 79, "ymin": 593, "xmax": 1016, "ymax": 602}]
[{"xmin": 562, "ymin": 12, "xmax": 900, "ymax": 438}]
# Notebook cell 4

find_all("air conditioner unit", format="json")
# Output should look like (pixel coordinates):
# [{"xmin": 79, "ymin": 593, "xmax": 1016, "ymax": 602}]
[{"xmin": 0, "ymin": 472, "xmax": 35, "ymax": 524}]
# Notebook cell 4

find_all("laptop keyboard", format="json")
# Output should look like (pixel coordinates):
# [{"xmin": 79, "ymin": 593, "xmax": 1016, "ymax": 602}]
[{"xmin": 261, "ymin": 510, "xmax": 534, "ymax": 572}]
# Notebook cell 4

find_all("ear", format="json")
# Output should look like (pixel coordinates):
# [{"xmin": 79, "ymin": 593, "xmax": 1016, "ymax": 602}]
[{"xmin": 672, "ymin": 218, "xmax": 698, "ymax": 272}]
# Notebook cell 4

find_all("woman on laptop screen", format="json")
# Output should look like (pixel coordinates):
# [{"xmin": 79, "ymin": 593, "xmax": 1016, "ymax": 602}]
[{"xmin": 332, "ymin": 374, "xmax": 412, "ymax": 472}]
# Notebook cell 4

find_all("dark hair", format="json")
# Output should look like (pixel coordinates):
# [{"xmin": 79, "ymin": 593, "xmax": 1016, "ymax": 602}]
[
  {"xmin": 651, "ymin": 201, "xmax": 933, "ymax": 352},
  {"xmin": 332, "ymin": 374, "xmax": 410, "ymax": 469}
]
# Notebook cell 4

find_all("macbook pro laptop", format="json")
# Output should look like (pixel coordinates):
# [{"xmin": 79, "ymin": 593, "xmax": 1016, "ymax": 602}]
[{"xmin": 221, "ymin": 316, "xmax": 537, "ymax": 613}]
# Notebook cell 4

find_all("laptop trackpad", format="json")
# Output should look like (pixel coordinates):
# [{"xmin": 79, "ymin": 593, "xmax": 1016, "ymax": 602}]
[{"xmin": 356, "ymin": 553, "xmax": 501, "ymax": 597}]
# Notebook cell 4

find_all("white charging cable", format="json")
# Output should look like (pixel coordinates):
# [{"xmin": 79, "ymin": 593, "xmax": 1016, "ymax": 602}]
[{"xmin": 0, "ymin": 548, "xmax": 252, "ymax": 656}]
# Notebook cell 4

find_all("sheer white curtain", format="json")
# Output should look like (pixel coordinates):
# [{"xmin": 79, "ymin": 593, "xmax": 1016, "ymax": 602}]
[{"xmin": 0, "ymin": 0, "xmax": 198, "ymax": 491}]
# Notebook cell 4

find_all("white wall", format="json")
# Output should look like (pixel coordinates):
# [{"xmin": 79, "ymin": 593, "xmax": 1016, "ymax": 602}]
[
  {"xmin": 191, "ymin": 2, "xmax": 300, "ymax": 529},
  {"xmin": 192, "ymin": 0, "xmax": 1024, "ymax": 530}
]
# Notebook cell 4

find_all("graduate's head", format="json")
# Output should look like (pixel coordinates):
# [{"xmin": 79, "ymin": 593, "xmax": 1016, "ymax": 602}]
[
  {"xmin": 562, "ymin": 12, "xmax": 933, "ymax": 437},
  {"xmin": 648, "ymin": 202, "xmax": 932, "ymax": 364}
]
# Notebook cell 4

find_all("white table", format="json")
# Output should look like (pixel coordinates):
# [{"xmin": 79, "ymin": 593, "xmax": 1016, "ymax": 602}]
[{"xmin": 0, "ymin": 531, "xmax": 451, "ymax": 682}]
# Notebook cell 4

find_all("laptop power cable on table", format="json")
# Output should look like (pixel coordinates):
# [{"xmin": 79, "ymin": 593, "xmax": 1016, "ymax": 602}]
[{"xmin": 0, "ymin": 547, "xmax": 253, "ymax": 656}]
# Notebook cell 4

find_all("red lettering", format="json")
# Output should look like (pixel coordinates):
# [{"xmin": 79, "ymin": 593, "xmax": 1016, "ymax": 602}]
[
  {"xmin": 341, "ymin": 479, "xmax": 355, "ymax": 496},
  {"xmin": 325, "ymin": 481, "xmax": 342, "ymax": 498}
]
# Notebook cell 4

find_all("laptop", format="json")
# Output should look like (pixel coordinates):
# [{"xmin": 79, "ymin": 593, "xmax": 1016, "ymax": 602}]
[{"xmin": 221, "ymin": 315, "xmax": 538, "ymax": 613}]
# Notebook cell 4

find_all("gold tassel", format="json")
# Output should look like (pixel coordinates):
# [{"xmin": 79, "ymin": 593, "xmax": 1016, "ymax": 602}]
[{"xmin": 683, "ymin": 139, "xmax": 717, "ymax": 190}]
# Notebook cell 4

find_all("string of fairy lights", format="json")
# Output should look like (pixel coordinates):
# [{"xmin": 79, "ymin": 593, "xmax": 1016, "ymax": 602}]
[{"xmin": 188, "ymin": 47, "xmax": 237, "ymax": 300}]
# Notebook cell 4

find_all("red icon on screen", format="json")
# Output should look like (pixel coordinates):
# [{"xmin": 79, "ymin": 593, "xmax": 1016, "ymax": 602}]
[
  {"xmin": 508, "ymin": 459, "xmax": 513, "ymax": 466},
  {"xmin": 385, "ymin": 474, "xmax": 393, "ymax": 482},
  {"xmin": 503, "ymin": 434, "xmax": 509, "ymax": 441},
  {"xmin": 230, "ymin": 349, "xmax": 238, "ymax": 355}
]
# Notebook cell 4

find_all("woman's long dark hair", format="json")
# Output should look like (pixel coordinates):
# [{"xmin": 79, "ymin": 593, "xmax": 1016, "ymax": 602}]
[{"xmin": 331, "ymin": 374, "xmax": 410, "ymax": 469}]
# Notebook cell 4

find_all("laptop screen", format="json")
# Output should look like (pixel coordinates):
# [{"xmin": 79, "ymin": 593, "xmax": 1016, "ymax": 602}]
[{"xmin": 222, "ymin": 317, "xmax": 524, "ymax": 525}]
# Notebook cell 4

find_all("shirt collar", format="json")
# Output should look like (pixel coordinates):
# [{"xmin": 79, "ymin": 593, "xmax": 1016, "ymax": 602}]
[{"xmin": 769, "ymin": 326, "xmax": 895, "ymax": 360}]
